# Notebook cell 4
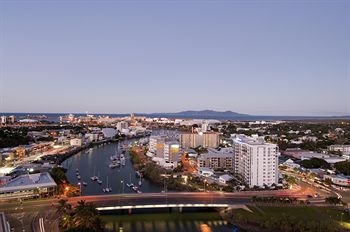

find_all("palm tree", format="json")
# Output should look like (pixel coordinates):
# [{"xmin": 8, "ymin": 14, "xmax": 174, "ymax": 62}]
[
  {"xmin": 56, "ymin": 199, "xmax": 72, "ymax": 216},
  {"xmin": 72, "ymin": 200, "xmax": 104, "ymax": 231},
  {"xmin": 59, "ymin": 213, "xmax": 74, "ymax": 230}
]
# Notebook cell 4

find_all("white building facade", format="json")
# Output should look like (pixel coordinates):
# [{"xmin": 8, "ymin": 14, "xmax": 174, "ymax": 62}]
[{"xmin": 233, "ymin": 135, "xmax": 280, "ymax": 188}]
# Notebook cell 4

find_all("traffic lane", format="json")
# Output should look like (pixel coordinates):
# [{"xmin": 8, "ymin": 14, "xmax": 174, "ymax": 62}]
[{"xmin": 0, "ymin": 190, "xmax": 306, "ymax": 211}]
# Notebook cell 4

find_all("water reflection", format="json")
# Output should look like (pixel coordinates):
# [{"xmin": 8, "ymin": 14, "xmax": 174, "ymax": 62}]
[{"xmin": 102, "ymin": 212, "xmax": 231, "ymax": 232}]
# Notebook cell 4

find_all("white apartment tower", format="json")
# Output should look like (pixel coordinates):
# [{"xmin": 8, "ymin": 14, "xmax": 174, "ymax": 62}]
[
  {"xmin": 233, "ymin": 135, "xmax": 280, "ymax": 188},
  {"xmin": 116, "ymin": 121, "xmax": 128, "ymax": 132}
]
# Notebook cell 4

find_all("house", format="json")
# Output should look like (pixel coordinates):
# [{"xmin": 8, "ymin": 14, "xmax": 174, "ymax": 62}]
[
  {"xmin": 219, "ymin": 174, "xmax": 233, "ymax": 185},
  {"xmin": 198, "ymin": 167, "xmax": 214, "ymax": 177},
  {"xmin": 282, "ymin": 159, "xmax": 300, "ymax": 169}
]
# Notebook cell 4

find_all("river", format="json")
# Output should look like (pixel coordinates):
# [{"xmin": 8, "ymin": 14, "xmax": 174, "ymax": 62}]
[
  {"xmin": 61, "ymin": 140, "xmax": 162, "ymax": 195},
  {"xmin": 61, "ymin": 138, "xmax": 234, "ymax": 232},
  {"xmin": 102, "ymin": 211, "xmax": 233, "ymax": 232}
]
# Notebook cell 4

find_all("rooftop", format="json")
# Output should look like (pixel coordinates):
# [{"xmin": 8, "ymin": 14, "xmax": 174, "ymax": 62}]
[{"xmin": 0, "ymin": 172, "xmax": 56, "ymax": 193}]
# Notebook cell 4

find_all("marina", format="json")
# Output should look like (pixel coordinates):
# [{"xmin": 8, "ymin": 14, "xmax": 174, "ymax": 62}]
[{"xmin": 62, "ymin": 140, "xmax": 162, "ymax": 195}]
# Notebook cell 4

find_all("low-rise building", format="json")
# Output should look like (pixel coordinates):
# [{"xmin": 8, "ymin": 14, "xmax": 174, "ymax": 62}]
[
  {"xmin": 197, "ymin": 148, "xmax": 234, "ymax": 171},
  {"xmin": 85, "ymin": 133, "xmax": 99, "ymax": 142},
  {"xmin": 323, "ymin": 174, "xmax": 350, "ymax": 187},
  {"xmin": 198, "ymin": 167, "xmax": 214, "ymax": 177},
  {"xmin": 70, "ymin": 138, "xmax": 83, "ymax": 147},
  {"xmin": 328, "ymin": 145, "xmax": 350, "ymax": 155},
  {"xmin": 323, "ymin": 157, "xmax": 347, "ymax": 164},
  {"xmin": 282, "ymin": 159, "xmax": 300, "ymax": 169},
  {"xmin": 0, "ymin": 172, "xmax": 57, "ymax": 200},
  {"xmin": 219, "ymin": 174, "xmax": 233, "ymax": 185}
]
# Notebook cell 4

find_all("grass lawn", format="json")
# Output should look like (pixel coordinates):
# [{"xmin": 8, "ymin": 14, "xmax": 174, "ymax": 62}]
[{"xmin": 231, "ymin": 206, "xmax": 350, "ymax": 230}]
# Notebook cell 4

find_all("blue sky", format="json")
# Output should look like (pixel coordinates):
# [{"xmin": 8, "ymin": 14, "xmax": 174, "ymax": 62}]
[{"xmin": 0, "ymin": 0, "xmax": 349, "ymax": 116}]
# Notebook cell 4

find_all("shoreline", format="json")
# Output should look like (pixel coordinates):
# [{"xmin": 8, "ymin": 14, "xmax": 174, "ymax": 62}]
[{"xmin": 56, "ymin": 134, "xmax": 150, "ymax": 166}]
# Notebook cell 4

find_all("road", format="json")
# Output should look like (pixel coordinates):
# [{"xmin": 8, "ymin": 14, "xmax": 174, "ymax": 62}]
[
  {"xmin": 0, "ymin": 189, "xmax": 321, "ymax": 232},
  {"xmin": 281, "ymin": 170, "xmax": 341, "ymax": 200}
]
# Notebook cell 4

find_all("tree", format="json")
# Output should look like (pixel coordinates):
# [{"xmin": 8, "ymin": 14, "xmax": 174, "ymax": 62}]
[
  {"xmin": 72, "ymin": 200, "xmax": 104, "ymax": 232},
  {"xmin": 325, "ymin": 197, "xmax": 342, "ymax": 205},
  {"xmin": 334, "ymin": 161, "xmax": 350, "ymax": 175},
  {"xmin": 60, "ymin": 214, "xmax": 74, "ymax": 230},
  {"xmin": 58, "ymin": 200, "xmax": 104, "ymax": 232},
  {"xmin": 300, "ymin": 158, "xmax": 330, "ymax": 169},
  {"xmin": 324, "ymin": 178, "xmax": 333, "ymax": 186},
  {"xmin": 56, "ymin": 199, "xmax": 72, "ymax": 216}
]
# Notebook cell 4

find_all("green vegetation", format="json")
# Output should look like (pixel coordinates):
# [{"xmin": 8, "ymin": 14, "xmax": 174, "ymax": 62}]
[
  {"xmin": 0, "ymin": 129, "xmax": 30, "ymax": 148},
  {"xmin": 251, "ymin": 196, "xmax": 301, "ymax": 205},
  {"xmin": 334, "ymin": 161, "xmax": 350, "ymax": 175},
  {"xmin": 300, "ymin": 158, "xmax": 330, "ymax": 169},
  {"xmin": 283, "ymin": 175, "xmax": 297, "ymax": 185},
  {"xmin": 57, "ymin": 200, "xmax": 104, "ymax": 232},
  {"xmin": 50, "ymin": 167, "xmax": 79, "ymax": 196},
  {"xmin": 325, "ymin": 197, "xmax": 344, "ymax": 206},
  {"xmin": 51, "ymin": 167, "xmax": 68, "ymax": 194},
  {"xmin": 142, "ymin": 162, "xmax": 197, "ymax": 191},
  {"xmin": 222, "ymin": 206, "xmax": 350, "ymax": 232}
]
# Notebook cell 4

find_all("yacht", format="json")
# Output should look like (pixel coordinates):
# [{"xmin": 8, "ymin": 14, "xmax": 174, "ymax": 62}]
[
  {"xmin": 91, "ymin": 168, "xmax": 98, "ymax": 181},
  {"xmin": 120, "ymin": 154, "xmax": 126, "ymax": 166},
  {"xmin": 103, "ymin": 176, "xmax": 112, "ymax": 193},
  {"xmin": 132, "ymin": 186, "xmax": 141, "ymax": 193},
  {"xmin": 109, "ymin": 162, "xmax": 120, "ymax": 168}
]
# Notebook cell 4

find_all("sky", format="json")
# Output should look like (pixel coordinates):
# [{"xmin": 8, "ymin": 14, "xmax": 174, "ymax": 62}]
[{"xmin": 0, "ymin": 0, "xmax": 349, "ymax": 116}]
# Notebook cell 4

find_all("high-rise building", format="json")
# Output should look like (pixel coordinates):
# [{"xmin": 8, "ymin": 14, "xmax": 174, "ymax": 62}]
[
  {"xmin": 148, "ymin": 135, "xmax": 180, "ymax": 169},
  {"xmin": 116, "ymin": 121, "xmax": 129, "ymax": 132},
  {"xmin": 180, "ymin": 132, "xmax": 219, "ymax": 148},
  {"xmin": 232, "ymin": 135, "xmax": 280, "ymax": 187},
  {"xmin": 0, "ymin": 116, "xmax": 6, "ymax": 124},
  {"xmin": 7, "ymin": 116, "xmax": 16, "ymax": 124},
  {"xmin": 0, "ymin": 116, "xmax": 16, "ymax": 124},
  {"xmin": 163, "ymin": 142, "xmax": 180, "ymax": 163}
]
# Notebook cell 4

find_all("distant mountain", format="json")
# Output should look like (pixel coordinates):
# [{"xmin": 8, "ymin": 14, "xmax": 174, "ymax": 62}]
[
  {"xmin": 146, "ymin": 110, "xmax": 250, "ymax": 119},
  {"xmin": 142, "ymin": 110, "xmax": 350, "ymax": 120}
]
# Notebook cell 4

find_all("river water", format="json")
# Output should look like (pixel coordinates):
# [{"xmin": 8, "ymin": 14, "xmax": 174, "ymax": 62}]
[
  {"xmin": 102, "ymin": 212, "xmax": 233, "ymax": 232},
  {"xmin": 61, "ymin": 138, "xmax": 233, "ymax": 232},
  {"xmin": 62, "ymin": 140, "xmax": 162, "ymax": 195}
]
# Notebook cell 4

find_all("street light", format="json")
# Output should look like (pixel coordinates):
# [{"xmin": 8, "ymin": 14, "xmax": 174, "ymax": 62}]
[
  {"xmin": 204, "ymin": 179, "xmax": 207, "ymax": 192},
  {"xmin": 341, "ymin": 212, "xmax": 344, "ymax": 226},
  {"xmin": 77, "ymin": 183, "xmax": 81, "ymax": 196}
]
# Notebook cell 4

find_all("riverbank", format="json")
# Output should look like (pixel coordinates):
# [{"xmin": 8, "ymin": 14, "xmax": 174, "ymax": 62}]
[
  {"xmin": 220, "ymin": 205, "xmax": 350, "ymax": 232},
  {"xmin": 48, "ymin": 133, "xmax": 150, "ymax": 165}
]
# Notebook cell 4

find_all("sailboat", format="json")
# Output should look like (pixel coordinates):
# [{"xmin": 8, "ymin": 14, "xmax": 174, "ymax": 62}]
[
  {"xmin": 90, "ymin": 167, "xmax": 98, "ymax": 181},
  {"xmin": 120, "ymin": 153, "xmax": 126, "ymax": 166},
  {"xmin": 126, "ymin": 173, "xmax": 134, "ymax": 187},
  {"xmin": 103, "ymin": 176, "xmax": 112, "ymax": 192},
  {"xmin": 97, "ymin": 171, "xmax": 102, "ymax": 184}
]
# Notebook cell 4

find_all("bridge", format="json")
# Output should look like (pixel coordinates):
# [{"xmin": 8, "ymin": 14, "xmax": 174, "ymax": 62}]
[{"xmin": 64, "ymin": 191, "xmax": 316, "ymax": 213}]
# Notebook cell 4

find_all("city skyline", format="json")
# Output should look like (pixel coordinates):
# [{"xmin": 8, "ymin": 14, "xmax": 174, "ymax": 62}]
[{"xmin": 0, "ymin": 0, "xmax": 349, "ymax": 116}]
